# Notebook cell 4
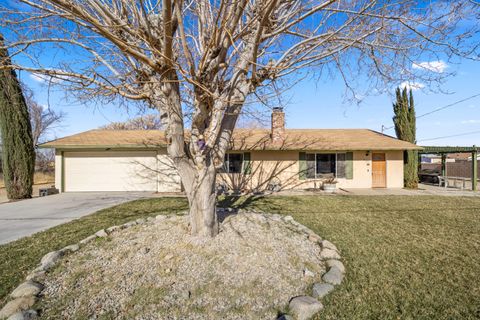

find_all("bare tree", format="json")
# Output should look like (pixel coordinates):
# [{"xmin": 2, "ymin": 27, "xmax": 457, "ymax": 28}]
[
  {"xmin": 101, "ymin": 114, "xmax": 162, "ymax": 130},
  {"xmin": 25, "ymin": 93, "xmax": 65, "ymax": 146},
  {"xmin": 35, "ymin": 148, "xmax": 55, "ymax": 173},
  {"xmin": 0, "ymin": 1, "xmax": 478, "ymax": 236}
]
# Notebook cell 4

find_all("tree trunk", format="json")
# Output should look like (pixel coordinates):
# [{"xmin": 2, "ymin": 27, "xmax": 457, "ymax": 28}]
[{"xmin": 183, "ymin": 165, "xmax": 219, "ymax": 237}]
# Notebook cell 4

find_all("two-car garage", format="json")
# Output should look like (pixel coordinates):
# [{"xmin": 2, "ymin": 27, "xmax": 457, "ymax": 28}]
[{"xmin": 58, "ymin": 150, "xmax": 181, "ymax": 193}]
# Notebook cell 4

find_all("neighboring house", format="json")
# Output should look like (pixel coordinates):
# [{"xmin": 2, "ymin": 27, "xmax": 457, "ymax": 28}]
[
  {"xmin": 421, "ymin": 155, "xmax": 455, "ymax": 164},
  {"xmin": 39, "ymin": 109, "xmax": 420, "ymax": 192}
]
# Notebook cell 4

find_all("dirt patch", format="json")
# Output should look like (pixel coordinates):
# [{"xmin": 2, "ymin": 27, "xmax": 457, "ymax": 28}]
[
  {"xmin": 39, "ymin": 213, "xmax": 325, "ymax": 319},
  {"xmin": 0, "ymin": 183, "xmax": 54, "ymax": 204}
]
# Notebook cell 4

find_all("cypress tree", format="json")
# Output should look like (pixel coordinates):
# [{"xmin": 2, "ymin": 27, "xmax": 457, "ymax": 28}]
[
  {"xmin": 393, "ymin": 87, "xmax": 418, "ymax": 189},
  {"xmin": 0, "ymin": 33, "xmax": 35, "ymax": 199}
]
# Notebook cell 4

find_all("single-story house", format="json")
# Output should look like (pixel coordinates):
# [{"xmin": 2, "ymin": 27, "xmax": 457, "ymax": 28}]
[{"xmin": 39, "ymin": 109, "xmax": 421, "ymax": 192}]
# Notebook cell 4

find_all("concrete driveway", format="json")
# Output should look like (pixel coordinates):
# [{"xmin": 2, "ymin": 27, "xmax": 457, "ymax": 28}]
[{"xmin": 0, "ymin": 192, "xmax": 152, "ymax": 245}]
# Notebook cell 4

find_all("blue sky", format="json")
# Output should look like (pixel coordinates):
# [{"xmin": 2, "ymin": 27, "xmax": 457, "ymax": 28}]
[
  {"xmin": 285, "ymin": 58, "xmax": 480, "ymax": 146},
  {"xmin": 20, "ymin": 56, "xmax": 480, "ymax": 147},
  {"xmin": 6, "ymin": 0, "xmax": 479, "ymax": 147}
]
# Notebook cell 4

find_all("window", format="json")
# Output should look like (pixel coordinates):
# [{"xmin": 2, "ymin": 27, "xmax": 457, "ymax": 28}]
[
  {"xmin": 224, "ymin": 153, "xmax": 244, "ymax": 173},
  {"xmin": 304, "ymin": 153, "xmax": 346, "ymax": 179},
  {"xmin": 316, "ymin": 154, "xmax": 336, "ymax": 178}
]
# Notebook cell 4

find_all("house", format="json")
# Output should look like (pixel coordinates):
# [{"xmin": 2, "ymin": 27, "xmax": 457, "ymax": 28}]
[
  {"xmin": 421, "ymin": 153, "xmax": 471, "ymax": 164},
  {"xmin": 39, "ymin": 109, "xmax": 421, "ymax": 192},
  {"xmin": 421, "ymin": 155, "xmax": 455, "ymax": 164}
]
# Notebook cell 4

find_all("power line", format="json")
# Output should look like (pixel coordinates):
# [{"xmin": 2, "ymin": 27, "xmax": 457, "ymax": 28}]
[
  {"xmin": 417, "ymin": 93, "xmax": 480, "ymax": 119},
  {"xmin": 418, "ymin": 129, "xmax": 480, "ymax": 142},
  {"xmin": 381, "ymin": 92, "xmax": 480, "ymax": 133}
]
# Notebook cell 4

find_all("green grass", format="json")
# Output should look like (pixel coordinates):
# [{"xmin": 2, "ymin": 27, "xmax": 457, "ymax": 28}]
[
  {"xmin": 1, "ymin": 195, "xmax": 480, "ymax": 319},
  {"xmin": 221, "ymin": 195, "xmax": 480, "ymax": 319}
]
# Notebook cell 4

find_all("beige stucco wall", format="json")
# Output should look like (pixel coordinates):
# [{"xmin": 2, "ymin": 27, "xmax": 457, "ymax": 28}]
[
  {"xmin": 156, "ymin": 149, "xmax": 182, "ymax": 192},
  {"xmin": 218, "ymin": 150, "xmax": 404, "ymax": 190},
  {"xmin": 55, "ymin": 150, "xmax": 63, "ymax": 192},
  {"xmin": 54, "ymin": 148, "xmax": 404, "ymax": 192},
  {"xmin": 386, "ymin": 150, "xmax": 404, "ymax": 188}
]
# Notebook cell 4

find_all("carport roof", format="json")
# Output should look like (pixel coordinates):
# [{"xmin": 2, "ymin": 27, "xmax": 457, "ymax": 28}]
[{"xmin": 39, "ymin": 129, "xmax": 421, "ymax": 151}]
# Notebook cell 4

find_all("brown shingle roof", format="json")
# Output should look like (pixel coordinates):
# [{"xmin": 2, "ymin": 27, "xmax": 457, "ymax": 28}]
[
  {"xmin": 40, "ymin": 130, "xmax": 167, "ymax": 148},
  {"xmin": 39, "ymin": 129, "xmax": 421, "ymax": 151}
]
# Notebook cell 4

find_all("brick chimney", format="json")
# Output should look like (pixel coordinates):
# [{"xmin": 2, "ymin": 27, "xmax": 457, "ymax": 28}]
[{"xmin": 271, "ymin": 107, "xmax": 285, "ymax": 143}]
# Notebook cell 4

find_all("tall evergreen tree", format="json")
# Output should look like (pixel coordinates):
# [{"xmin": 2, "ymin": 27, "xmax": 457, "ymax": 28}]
[
  {"xmin": 393, "ymin": 87, "xmax": 418, "ymax": 189},
  {"xmin": 0, "ymin": 33, "xmax": 35, "ymax": 199}
]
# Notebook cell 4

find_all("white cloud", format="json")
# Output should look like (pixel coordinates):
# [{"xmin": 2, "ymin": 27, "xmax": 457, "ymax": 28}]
[
  {"xmin": 29, "ymin": 72, "xmax": 67, "ymax": 84},
  {"xmin": 461, "ymin": 120, "xmax": 480, "ymax": 124},
  {"xmin": 399, "ymin": 81, "xmax": 425, "ymax": 91},
  {"xmin": 412, "ymin": 60, "xmax": 448, "ymax": 73},
  {"xmin": 29, "ymin": 73, "xmax": 48, "ymax": 83}
]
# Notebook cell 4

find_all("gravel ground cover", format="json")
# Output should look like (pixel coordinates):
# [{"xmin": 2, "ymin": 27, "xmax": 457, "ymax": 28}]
[{"xmin": 39, "ymin": 213, "xmax": 326, "ymax": 319}]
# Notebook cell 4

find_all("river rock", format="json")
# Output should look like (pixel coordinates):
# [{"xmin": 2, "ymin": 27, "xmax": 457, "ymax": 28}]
[
  {"xmin": 79, "ymin": 235, "xmax": 97, "ymax": 245},
  {"xmin": 0, "ymin": 297, "xmax": 36, "ymax": 319},
  {"xmin": 312, "ymin": 283, "xmax": 334, "ymax": 299},
  {"xmin": 322, "ymin": 266, "xmax": 344, "ymax": 285},
  {"xmin": 289, "ymin": 296, "xmax": 323, "ymax": 320},
  {"xmin": 326, "ymin": 259, "xmax": 345, "ymax": 274},
  {"xmin": 320, "ymin": 248, "xmax": 340, "ymax": 260},
  {"xmin": 106, "ymin": 226, "xmax": 120, "ymax": 233},
  {"xmin": 6, "ymin": 309, "xmax": 38, "ymax": 320},
  {"xmin": 321, "ymin": 240, "xmax": 338, "ymax": 251},
  {"xmin": 40, "ymin": 251, "xmax": 63, "ymax": 270},
  {"xmin": 10, "ymin": 281, "xmax": 43, "ymax": 298},
  {"xmin": 61, "ymin": 244, "xmax": 80, "ymax": 253},
  {"xmin": 95, "ymin": 229, "xmax": 108, "ymax": 237}
]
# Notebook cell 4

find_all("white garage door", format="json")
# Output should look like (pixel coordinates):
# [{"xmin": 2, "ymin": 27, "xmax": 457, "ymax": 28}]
[{"xmin": 63, "ymin": 151, "xmax": 179, "ymax": 192}]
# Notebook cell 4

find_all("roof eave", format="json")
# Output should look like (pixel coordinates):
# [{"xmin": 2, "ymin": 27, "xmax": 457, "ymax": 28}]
[
  {"xmin": 38, "ymin": 144, "xmax": 166, "ymax": 149},
  {"xmin": 39, "ymin": 144, "xmax": 422, "ymax": 151}
]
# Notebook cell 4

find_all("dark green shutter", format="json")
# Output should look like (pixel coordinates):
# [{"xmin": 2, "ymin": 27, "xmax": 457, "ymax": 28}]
[
  {"xmin": 243, "ymin": 152, "xmax": 251, "ymax": 174},
  {"xmin": 336, "ymin": 153, "xmax": 346, "ymax": 178},
  {"xmin": 299, "ymin": 152, "xmax": 307, "ymax": 180},
  {"xmin": 306, "ymin": 153, "xmax": 316, "ymax": 179},
  {"xmin": 346, "ymin": 152, "xmax": 353, "ymax": 179},
  {"xmin": 298, "ymin": 152, "xmax": 307, "ymax": 180}
]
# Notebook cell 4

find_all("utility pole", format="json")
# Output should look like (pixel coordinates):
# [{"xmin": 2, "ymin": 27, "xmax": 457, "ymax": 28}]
[{"xmin": 472, "ymin": 145, "xmax": 478, "ymax": 191}]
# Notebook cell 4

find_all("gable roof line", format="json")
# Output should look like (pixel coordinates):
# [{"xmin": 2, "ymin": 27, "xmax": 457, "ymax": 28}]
[{"xmin": 38, "ymin": 128, "xmax": 422, "ymax": 151}]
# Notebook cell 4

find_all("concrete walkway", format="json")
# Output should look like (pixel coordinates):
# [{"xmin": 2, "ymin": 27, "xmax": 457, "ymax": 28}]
[
  {"xmin": 342, "ymin": 183, "xmax": 480, "ymax": 196},
  {"xmin": 271, "ymin": 183, "xmax": 480, "ymax": 197},
  {"xmin": 0, "ymin": 192, "xmax": 152, "ymax": 245}
]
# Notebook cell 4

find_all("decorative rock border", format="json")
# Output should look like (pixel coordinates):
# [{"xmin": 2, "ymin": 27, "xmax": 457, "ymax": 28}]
[
  {"xmin": 0, "ymin": 210, "xmax": 345, "ymax": 320},
  {"xmin": 0, "ymin": 215, "xmax": 161, "ymax": 320},
  {"xmin": 273, "ymin": 215, "xmax": 345, "ymax": 320}
]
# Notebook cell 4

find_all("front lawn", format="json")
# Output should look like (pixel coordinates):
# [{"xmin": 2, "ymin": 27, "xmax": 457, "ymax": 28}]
[{"xmin": 1, "ymin": 195, "xmax": 479, "ymax": 319}]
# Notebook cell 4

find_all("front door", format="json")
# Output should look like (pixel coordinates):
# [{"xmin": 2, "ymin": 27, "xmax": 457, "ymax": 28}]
[{"xmin": 372, "ymin": 153, "xmax": 386, "ymax": 188}]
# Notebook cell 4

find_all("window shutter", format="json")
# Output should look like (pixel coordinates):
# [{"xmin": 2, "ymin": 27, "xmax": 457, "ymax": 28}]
[
  {"xmin": 243, "ymin": 152, "xmax": 251, "ymax": 174},
  {"xmin": 337, "ymin": 153, "xmax": 346, "ymax": 178},
  {"xmin": 306, "ymin": 153, "xmax": 316, "ymax": 179},
  {"xmin": 346, "ymin": 152, "xmax": 353, "ymax": 179},
  {"xmin": 299, "ymin": 152, "xmax": 307, "ymax": 180}
]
